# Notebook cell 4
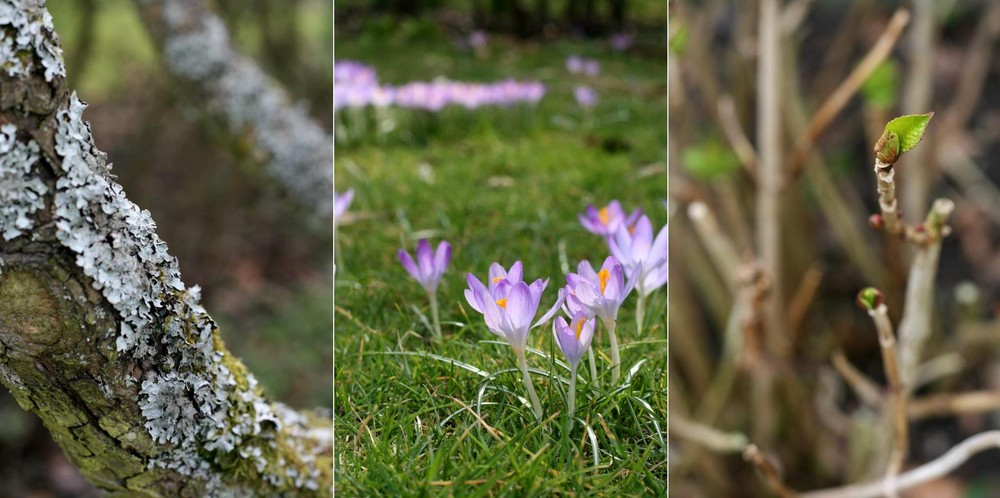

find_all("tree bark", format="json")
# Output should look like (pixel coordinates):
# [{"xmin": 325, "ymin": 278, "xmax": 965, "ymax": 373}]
[{"xmin": 0, "ymin": 1, "xmax": 332, "ymax": 495}]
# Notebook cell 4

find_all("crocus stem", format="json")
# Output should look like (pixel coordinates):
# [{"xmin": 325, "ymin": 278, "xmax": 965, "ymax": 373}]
[
  {"xmin": 603, "ymin": 318, "xmax": 621, "ymax": 384},
  {"xmin": 516, "ymin": 349, "xmax": 543, "ymax": 421},
  {"xmin": 588, "ymin": 346, "xmax": 599, "ymax": 387},
  {"xmin": 428, "ymin": 291, "xmax": 442, "ymax": 340},
  {"xmin": 636, "ymin": 292, "xmax": 646, "ymax": 335},
  {"xmin": 567, "ymin": 368, "xmax": 577, "ymax": 432}
]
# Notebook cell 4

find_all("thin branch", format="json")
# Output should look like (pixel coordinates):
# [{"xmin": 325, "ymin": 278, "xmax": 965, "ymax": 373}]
[
  {"xmin": 786, "ymin": 9, "xmax": 911, "ymax": 180},
  {"xmin": 757, "ymin": 0, "xmax": 788, "ymax": 369},
  {"xmin": 670, "ymin": 412, "xmax": 749, "ymax": 454},
  {"xmin": 717, "ymin": 94, "xmax": 759, "ymax": 176},
  {"xmin": 897, "ymin": 198, "xmax": 956, "ymax": 389},
  {"xmin": 744, "ymin": 444, "xmax": 797, "ymax": 498},
  {"xmin": 133, "ymin": 0, "xmax": 334, "ymax": 221},
  {"xmin": 801, "ymin": 431, "xmax": 1000, "ymax": 498},
  {"xmin": 909, "ymin": 390, "xmax": 1000, "ymax": 420},
  {"xmin": 867, "ymin": 302, "xmax": 908, "ymax": 489},
  {"xmin": 687, "ymin": 201, "xmax": 742, "ymax": 286},
  {"xmin": 831, "ymin": 350, "xmax": 883, "ymax": 408}
]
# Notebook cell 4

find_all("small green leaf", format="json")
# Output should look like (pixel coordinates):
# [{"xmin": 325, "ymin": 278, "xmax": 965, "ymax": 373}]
[
  {"xmin": 883, "ymin": 112, "xmax": 934, "ymax": 155},
  {"xmin": 681, "ymin": 137, "xmax": 740, "ymax": 181}
]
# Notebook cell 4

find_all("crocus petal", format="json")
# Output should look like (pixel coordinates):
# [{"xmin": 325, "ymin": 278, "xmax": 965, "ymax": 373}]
[
  {"xmin": 433, "ymin": 241, "xmax": 452, "ymax": 282},
  {"xmin": 631, "ymin": 216, "xmax": 654, "ymax": 260},
  {"xmin": 464, "ymin": 288, "xmax": 483, "ymax": 313},
  {"xmin": 533, "ymin": 287, "xmax": 566, "ymax": 329},
  {"xmin": 651, "ymin": 224, "xmax": 668, "ymax": 265},
  {"xmin": 488, "ymin": 262, "xmax": 506, "ymax": 287},
  {"xmin": 578, "ymin": 212, "xmax": 602, "ymax": 234},
  {"xmin": 416, "ymin": 240, "xmax": 434, "ymax": 281},
  {"xmin": 609, "ymin": 225, "xmax": 632, "ymax": 267},
  {"xmin": 467, "ymin": 273, "xmax": 488, "ymax": 293},
  {"xmin": 506, "ymin": 282, "xmax": 535, "ymax": 331},
  {"xmin": 577, "ymin": 259, "xmax": 598, "ymax": 282},
  {"xmin": 507, "ymin": 261, "xmax": 524, "ymax": 284},
  {"xmin": 399, "ymin": 250, "xmax": 421, "ymax": 282},
  {"xmin": 604, "ymin": 262, "xmax": 625, "ymax": 302},
  {"xmin": 624, "ymin": 208, "xmax": 643, "ymax": 227},
  {"xmin": 623, "ymin": 261, "xmax": 641, "ymax": 299}
]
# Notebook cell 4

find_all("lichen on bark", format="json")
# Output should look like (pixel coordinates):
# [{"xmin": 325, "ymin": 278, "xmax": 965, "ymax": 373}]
[{"xmin": 0, "ymin": 1, "xmax": 332, "ymax": 495}]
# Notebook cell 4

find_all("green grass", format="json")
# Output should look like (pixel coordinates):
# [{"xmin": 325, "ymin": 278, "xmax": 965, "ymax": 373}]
[{"xmin": 334, "ymin": 33, "xmax": 666, "ymax": 496}]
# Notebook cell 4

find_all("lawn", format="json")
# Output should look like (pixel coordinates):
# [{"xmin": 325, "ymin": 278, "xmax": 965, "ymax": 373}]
[{"xmin": 334, "ymin": 25, "xmax": 668, "ymax": 497}]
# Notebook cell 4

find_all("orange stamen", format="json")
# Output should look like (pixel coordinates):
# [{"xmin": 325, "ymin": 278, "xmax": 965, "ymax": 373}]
[
  {"xmin": 492, "ymin": 276, "xmax": 504, "ymax": 284},
  {"xmin": 496, "ymin": 298, "xmax": 507, "ymax": 308},
  {"xmin": 598, "ymin": 268, "xmax": 610, "ymax": 295},
  {"xmin": 599, "ymin": 207, "xmax": 610, "ymax": 225},
  {"xmin": 574, "ymin": 319, "xmax": 584, "ymax": 340}
]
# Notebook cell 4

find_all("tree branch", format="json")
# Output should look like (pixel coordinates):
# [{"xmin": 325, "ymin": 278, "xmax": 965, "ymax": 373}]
[
  {"xmin": 0, "ymin": 1, "xmax": 331, "ymax": 495},
  {"xmin": 132, "ymin": 0, "xmax": 334, "ymax": 221}
]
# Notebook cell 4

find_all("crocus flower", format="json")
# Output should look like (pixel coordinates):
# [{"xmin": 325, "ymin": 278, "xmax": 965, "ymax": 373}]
[
  {"xmin": 334, "ymin": 189, "xmax": 354, "ymax": 223},
  {"xmin": 609, "ymin": 33, "xmax": 634, "ymax": 51},
  {"xmin": 578, "ymin": 200, "xmax": 642, "ymax": 238},
  {"xmin": 565, "ymin": 256, "xmax": 637, "ymax": 384},
  {"xmin": 574, "ymin": 86, "xmax": 598, "ymax": 109},
  {"xmin": 553, "ymin": 312, "xmax": 595, "ymax": 370},
  {"xmin": 399, "ymin": 240, "xmax": 451, "ymax": 294},
  {"xmin": 565, "ymin": 257, "xmax": 638, "ymax": 325},
  {"xmin": 465, "ymin": 268, "xmax": 563, "ymax": 353},
  {"xmin": 553, "ymin": 312, "xmax": 595, "ymax": 428},
  {"xmin": 608, "ymin": 215, "xmax": 667, "ymax": 298},
  {"xmin": 466, "ymin": 262, "xmax": 564, "ymax": 420},
  {"xmin": 608, "ymin": 215, "xmax": 667, "ymax": 335},
  {"xmin": 399, "ymin": 240, "xmax": 452, "ymax": 340}
]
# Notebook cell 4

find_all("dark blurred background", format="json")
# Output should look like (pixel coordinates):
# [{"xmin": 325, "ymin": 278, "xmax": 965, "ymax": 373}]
[{"xmin": 0, "ymin": 1, "xmax": 333, "ymax": 496}]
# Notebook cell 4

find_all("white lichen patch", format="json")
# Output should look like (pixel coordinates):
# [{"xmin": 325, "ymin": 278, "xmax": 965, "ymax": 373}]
[
  {"xmin": 0, "ymin": 123, "xmax": 46, "ymax": 241},
  {"xmin": 154, "ymin": 2, "xmax": 333, "ymax": 219},
  {"xmin": 52, "ymin": 93, "xmax": 322, "ymax": 494},
  {"xmin": 0, "ymin": 0, "xmax": 65, "ymax": 81}
]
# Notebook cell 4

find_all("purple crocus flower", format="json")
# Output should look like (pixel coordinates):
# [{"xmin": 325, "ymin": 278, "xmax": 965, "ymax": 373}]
[
  {"xmin": 465, "ymin": 263, "xmax": 564, "ymax": 353},
  {"xmin": 608, "ymin": 215, "xmax": 668, "ymax": 297},
  {"xmin": 553, "ymin": 312, "xmax": 595, "ymax": 369},
  {"xmin": 609, "ymin": 33, "xmax": 634, "ymax": 51},
  {"xmin": 578, "ymin": 200, "xmax": 642, "ymax": 238},
  {"xmin": 574, "ymin": 86, "xmax": 598, "ymax": 108},
  {"xmin": 469, "ymin": 30, "xmax": 488, "ymax": 49},
  {"xmin": 399, "ymin": 240, "xmax": 452, "ymax": 294},
  {"xmin": 566, "ymin": 55, "xmax": 584, "ymax": 74},
  {"xmin": 565, "ymin": 256, "xmax": 638, "ymax": 325},
  {"xmin": 334, "ymin": 189, "xmax": 354, "ymax": 223}
]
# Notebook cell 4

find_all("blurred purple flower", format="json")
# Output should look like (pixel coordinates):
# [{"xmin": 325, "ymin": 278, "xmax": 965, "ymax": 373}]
[
  {"xmin": 465, "ymin": 263, "xmax": 564, "ymax": 352},
  {"xmin": 578, "ymin": 200, "xmax": 642, "ymax": 237},
  {"xmin": 553, "ymin": 312, "xmax": 595, "ymax": 369},
  {"xmin": 469, "ymin": 30, "xmax": 488, "ymax": 48},
  {"xmin": 399, "ymin": 240, "xmax": 452, "ymax": 294},
  {"xmin": 334, "ymin": 189, "xmax": 354, "ymax": 223},
  {"xmin": 566, "ymin": 55, "xmax": 599, "ymax": 76},
  {"xmin": 609, "ymin": 33, "xmax": 634, "ymax": 51},
  {"xmin": 608, "ymin": 215, "xmax": 668, "ymax": 297},
  {"xmin": 574, "ymin": 86, "xmax": 598, "ymax": 108},
  {"xmin": 565, "ymin": 256, "xmax": 638, "ymax": 325}
]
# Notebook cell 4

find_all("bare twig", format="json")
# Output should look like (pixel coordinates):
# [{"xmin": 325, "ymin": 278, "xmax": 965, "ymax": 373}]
[
  {"xmin": 786, "ymin": 9, "xmax": 911, "ymax": 179},
  {"xmin": 688, "ymin": 201, "xmax": 742, "ymax": 285},
  {"xmin": 866, "ymin": 302, "xmax": 908, "ymax": 491},
  {"xmin": 909, "ymin": 390, "xmax": 1000, "ymax": 420},
  {"xmin": 897, "ymin": 198, "xmax": 956, "ymax": 389},
  {"xmin": 757, "ymin": 0, "xmax": 788, "ymax": 375},
  {"xmin": 900, "ymin": 0, "xmax": 937, "ymax": 220},
  {"xmin": 718, "ymin": 95, "xmax": 759, "ymax": 176},
  {"xmin": 831, "ymin": 350, "xmax": 883, "ymax": 408},
  {"xmin": 744, "ymin": 444, "xmax": 797, "ymax": 498},
  {"xmin": 670, "ymin": 412, "xmax": 749, "ymax": 454},
  {"xmin": 801, "ymin": 431, "xmax": 1000, "ymax": 498}
]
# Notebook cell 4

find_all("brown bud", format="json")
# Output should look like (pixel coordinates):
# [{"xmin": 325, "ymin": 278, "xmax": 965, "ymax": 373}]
[{"xmin": 874, "ymin": 131, "xmax": 900, "ymax": 165}]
